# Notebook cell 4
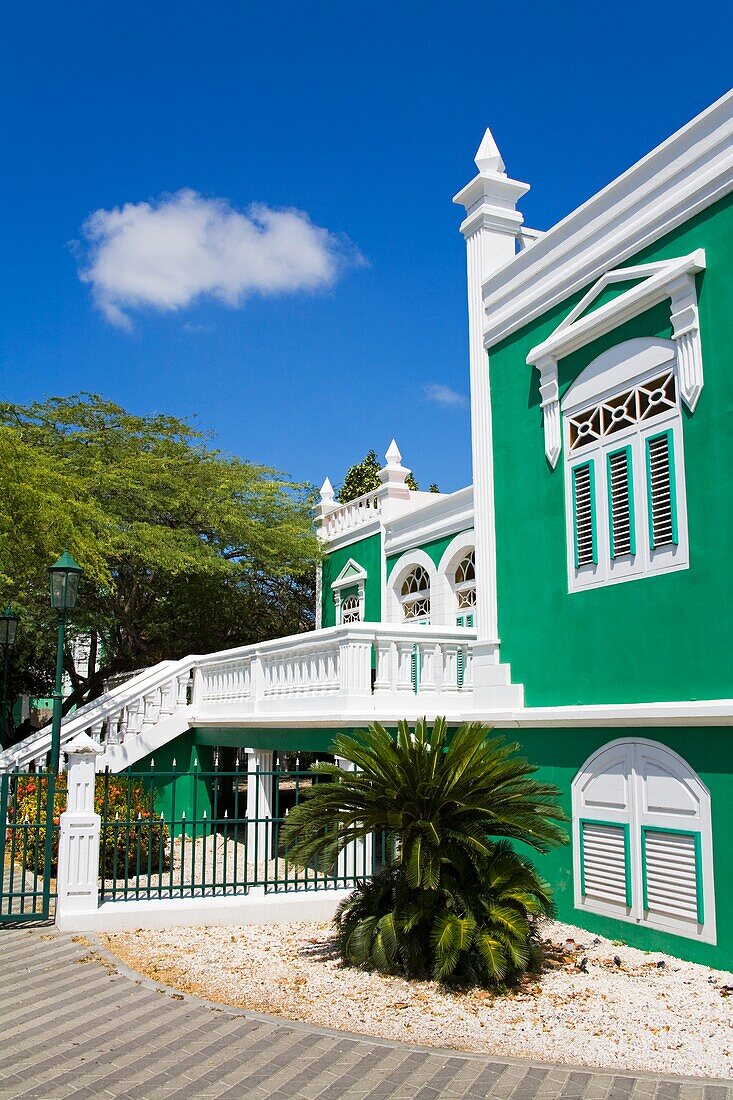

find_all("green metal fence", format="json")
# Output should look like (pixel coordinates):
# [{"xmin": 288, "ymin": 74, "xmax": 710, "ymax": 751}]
[
  {"xmin": 99, "ymin": 758, "xmax": 382, "ymax": 903},
  {"xmin": 0, "ymin": 771, "xmax": 57, "ymax": 922}
]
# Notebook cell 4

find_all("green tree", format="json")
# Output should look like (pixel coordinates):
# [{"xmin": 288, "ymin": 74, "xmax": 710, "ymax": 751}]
[
  {"xmin": 338, "ymin": 450, "xmax": 422, "ymax": 503},
  {"xmin": 281, "ymin": 718, "xmax": 567, "ymax": 987},
  {"xmin": 0, "ymin": 394, "xmax": 319, "ymax": 740}
]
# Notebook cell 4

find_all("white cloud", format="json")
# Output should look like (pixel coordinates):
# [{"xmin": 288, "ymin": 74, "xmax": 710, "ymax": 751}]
[
  {"xmin": 423, "ymin": 383, "xmax": 467, "ymax": 408},
  {"xmin": 78, "ymin": 189, "xmax": 361, "ymax": 328}
]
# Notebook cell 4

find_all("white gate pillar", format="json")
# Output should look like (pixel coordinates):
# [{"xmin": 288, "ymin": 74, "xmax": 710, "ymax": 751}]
[
  {"xmin": 55, "ymin": 733, "xmax": 103, "ymax": 931},
  {"xmin": 335, "ymin": 756, "xmax": 373, "ymax": 883},
  {"xmin": 246, "ymin": 749, "xmax": 274, "ymax": 869}
]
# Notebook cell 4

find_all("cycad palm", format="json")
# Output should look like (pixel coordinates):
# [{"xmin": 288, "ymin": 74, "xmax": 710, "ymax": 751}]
[{"xmin": 281, "ymin": 717, "xmax": 568, "ymax": 986}]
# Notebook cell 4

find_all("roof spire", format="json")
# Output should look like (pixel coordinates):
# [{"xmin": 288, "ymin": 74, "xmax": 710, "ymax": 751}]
[
  {"xmin": 319, "ymin": 477, "xmax": 335, "ymax": 503},
  {"xmin": 474, "ymin": 127, "xmax": 506, "ymax": 175}
]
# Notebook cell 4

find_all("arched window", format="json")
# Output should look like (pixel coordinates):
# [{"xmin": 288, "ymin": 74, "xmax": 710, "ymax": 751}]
[
  {"xmin": 562, "ymin": 338, "xmax": 689, "ymax": 592},
  {"xmin": 401, "ymin": 566, "xmax": 430, "ymax": 623},
  {"xmin": 572, "ymin": 738, "xmax": 715, "ymax": 943},
  {"xmin": 340, "ymin": 595, "xmax": 361, "ymax": 623},
  {"xmin": 454, "ymin": 550, "xmax": 476, "ymax": 614}
]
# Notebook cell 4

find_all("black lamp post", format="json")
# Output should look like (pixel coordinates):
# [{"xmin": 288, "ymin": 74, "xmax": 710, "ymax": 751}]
[
  {"xmin": 0, "ymin": 606, "xmax": 19, "ymax": 747},
  {"xmin": 48, "ymin": 550, "xmax": 83, "ymax": 773}
]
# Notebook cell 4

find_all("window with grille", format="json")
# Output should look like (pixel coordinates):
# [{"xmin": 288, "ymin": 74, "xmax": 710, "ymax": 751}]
[
  {"xmin": 341, "ymin": 596, "xmax": 361, "ymax": 623},
  {"xmin": 401, "ymin": 566, "xmax": 431, "ymax": 622},
  {"xmin": 454, "ymin": 550, "xmax": 476, "ymax": 612},
  {"xmin": 563, "ymin": 347, "xmax": 687, "ymax": 592}
]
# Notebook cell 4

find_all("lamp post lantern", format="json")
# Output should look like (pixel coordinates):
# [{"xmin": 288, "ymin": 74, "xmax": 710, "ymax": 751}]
[
  {"xmin": 0, "ymin": 605, "xmax": 19, "ymax": 747},
  {"xmin": 48, "ymin": 550, "xmax": 83, "ymax": 773}
]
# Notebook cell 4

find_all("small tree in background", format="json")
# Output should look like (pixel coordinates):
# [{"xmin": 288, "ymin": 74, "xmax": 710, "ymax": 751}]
[
  {"xmin": 338, "ymin": 449, "xmax": 439, "ymax": 503},
  {"xmin": 281, "ymin": 718, "xmax": 568, "ymax": 988}
]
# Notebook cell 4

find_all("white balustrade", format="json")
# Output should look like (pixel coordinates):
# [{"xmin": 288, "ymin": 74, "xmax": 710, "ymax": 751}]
[
  {"xmin": 321, "ymin": 490, "xmax": 381, "ymax": 540},
  {"xmin": 1, "ymin": 624, "xmax": 477, "ymax": 775}
]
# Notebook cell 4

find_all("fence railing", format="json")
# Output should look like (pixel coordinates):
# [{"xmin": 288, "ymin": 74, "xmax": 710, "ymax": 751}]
[
  {"xmin": 0, "ymin": 771, "xmax": 58, "ymax": 921},
  {"xmin": 97, "ymin": 761, "xmax": 380, "ymax": 904}
]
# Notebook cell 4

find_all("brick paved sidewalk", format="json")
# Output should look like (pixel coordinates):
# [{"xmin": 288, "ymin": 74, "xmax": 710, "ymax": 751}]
[{"xmin": 0, "ymin": 926, "xmax": 731, "ymax": 1099}]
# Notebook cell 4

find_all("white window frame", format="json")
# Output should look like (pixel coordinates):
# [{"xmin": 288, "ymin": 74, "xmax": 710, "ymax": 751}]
[
  {"xmin": 400, "ymin": 565, "xmax": 431, "ymax": 624},
  {"xmin": 572, "ymin": 737, "xmax": 715, "ymax": 944},
  {"xmin": 562, "ymin": 338, "xmax": 689, "ymax": 593},
  {"xmin": 331, "ymin": 559, "xmax": 367, "ymax": 625}
]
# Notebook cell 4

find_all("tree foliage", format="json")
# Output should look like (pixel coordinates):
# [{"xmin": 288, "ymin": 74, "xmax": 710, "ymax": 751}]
[
  {"xmin": 0, "ymin": 394, "xmax": 320, "ymax": 740},
  {"xmin": 281, "ymin": 718, "xmax": 568, "ymax": 987},
  {"xmin": 337, "ymin": 450, "xmax": 421, "ymax": 503}
]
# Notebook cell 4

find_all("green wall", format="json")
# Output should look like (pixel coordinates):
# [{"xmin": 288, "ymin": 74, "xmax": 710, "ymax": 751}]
[
  {"xmin": 521, "ymin": 725, "xmax": 733, "ymax": 968},
  {"xmin": 321, "ymin": 533, "xmax": 382, "ymax": 628},
  {"xmin": 132, "ymin": 732, "xmax": 213, "ymax": 837},
  {"xmin": 489, "ymin": 191, "xmax": 733, "ymax": 706}
]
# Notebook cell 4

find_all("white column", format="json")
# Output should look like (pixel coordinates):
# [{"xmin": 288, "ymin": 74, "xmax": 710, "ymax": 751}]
[
  {"xmin": 55, "ymin": 733, "xmax": 104, "ymax": 931},
  {"xmin": 453, "ymin": 128, "xmax": 529, "ymax": 702},
  {"xmin": 335, "ymin": 757, "xmax": 373, "ymax": 882},
  {"xmin": 246, "ymin": 749, "xmax": 274, "ymax": 869}
]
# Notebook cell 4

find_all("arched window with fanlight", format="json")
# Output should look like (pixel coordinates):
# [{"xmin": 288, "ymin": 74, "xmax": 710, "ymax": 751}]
[
  {"xmin": 340, "ymin": 595, "xmax": 361, "ymax": 623},
  {"xmin": 400, "ymin": 566, "xmax": 430, "ymax": 623},
  {"xmin": 562, "ymin": 338, "xmax": 689, "ymax": 592},
  {"xmin": 453, "ymin": 549, "xmax": 476, "ymax": 627}
]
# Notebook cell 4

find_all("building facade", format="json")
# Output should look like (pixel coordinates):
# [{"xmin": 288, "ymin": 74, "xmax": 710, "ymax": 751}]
[{"xmin": 5, "ymin": 90, "xmax": 733, "ymax": 964}]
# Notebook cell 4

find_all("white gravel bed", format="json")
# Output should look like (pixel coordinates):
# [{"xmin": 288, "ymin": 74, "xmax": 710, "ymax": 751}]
[{"xmin": 103, "ymin": 918, "xmax": 733, "ymax": 1080}]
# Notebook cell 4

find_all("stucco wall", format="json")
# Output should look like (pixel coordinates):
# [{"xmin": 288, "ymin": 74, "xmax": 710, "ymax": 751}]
[{"xmin": 489, "ymin": 191, "xmax": 733, "ymax": 706}]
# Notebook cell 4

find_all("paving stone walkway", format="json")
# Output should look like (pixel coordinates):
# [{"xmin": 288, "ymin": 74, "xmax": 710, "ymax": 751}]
[{"xmin": 0, "ymin": 926, "xmax": 731, "ymax": 1100}]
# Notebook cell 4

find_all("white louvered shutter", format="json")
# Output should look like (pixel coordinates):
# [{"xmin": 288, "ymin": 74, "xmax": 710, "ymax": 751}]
[
  {"xmin": 646, "ymin": 432, "xmax": 677, "ymax": 548},
  {"xmin": 410, "ymin": 644, "xmax": 419, "ymax": 694},
  {"xmin": 643, "ymin": 830, "xmax": 702, "ymax": 925},
  {"xmin": 608, "ymin": 448, "xmax": 634, "ymax": 557},
  {"xmin": 572, "ymin": 462, "xmax": 596, "ymax": 567},
  {"xmin": 580, "ymin": 821, "xmax": 630, "ymax": 908}
]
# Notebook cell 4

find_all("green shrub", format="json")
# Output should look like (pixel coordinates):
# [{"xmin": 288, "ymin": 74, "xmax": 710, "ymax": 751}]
[
  {"xmin": 10, "ymin": 773, "xmax": 169, "ymax": 878},
  {"xmin": 281, "ymin": 717, "xmax": 568, "ymax": 988}
]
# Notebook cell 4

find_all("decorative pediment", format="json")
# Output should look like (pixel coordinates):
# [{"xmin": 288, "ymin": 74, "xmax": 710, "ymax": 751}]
[
  {"xmin": 527, "ymin": 250, "xmax": 706, "ymax": 468},
  {"xmin": 331, "ymin": 558, "xmax": 367, "ymax": 591}
]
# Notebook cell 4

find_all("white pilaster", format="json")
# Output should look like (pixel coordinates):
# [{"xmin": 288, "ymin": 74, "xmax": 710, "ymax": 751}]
[
  {"xmin": 246, "ymin": 749, "xmax": 274, "ymax": 867},
  {"xmin": 55, "ymin": 733, "xmax": 103, "ymax": 930},
  {"xmin": 335, "ymin": 757, "xmax": 373, "ymax": 882},
  {"xmin": 453, "ymin": 128, "xmax": 529, "ymax": 707}
]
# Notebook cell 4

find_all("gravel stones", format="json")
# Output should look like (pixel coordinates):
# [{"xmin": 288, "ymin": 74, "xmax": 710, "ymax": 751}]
[{"xmin": 102, "ymin": 918, "xmax": 733, "ymax": 1080}]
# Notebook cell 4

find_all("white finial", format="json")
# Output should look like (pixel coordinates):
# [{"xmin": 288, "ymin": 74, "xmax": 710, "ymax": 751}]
[
  {"xmin": 385, "ymin": 439, "xmax": 402, "ymax": 466},
  {"xmin": 319, "ymin": 476, "xmax": 335, "ymax": 503},
  {"xmin": 474, "ymin": 127, "xmax": 505, "ymax": 175}
]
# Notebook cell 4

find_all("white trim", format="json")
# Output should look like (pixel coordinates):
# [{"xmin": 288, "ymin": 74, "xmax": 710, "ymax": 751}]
[
  {"xmin": 437, "ymin": 534, "xmax": 476, "ymax": 623},
  {"xmin": 528, "ymin": 252, "xmax": 705, "ymax": 468},
  {"xmin": 385, "ymin": 549, "xmax": 437, "ymax": 625},
  {"xmin": 330, "ymin": 558, "xmax": 368, "ymax": 590},
  {"xmin": 323, "ymin": 518, "xmax": 382, "ymax": 554},
  {"xmin": 482, "ymin": 90, "xmax": 733, "ymax": 350},
  {"xmin": 571, "ymin": 737, "xmax": 716, "ymax": 944},
  {"xmin": 383, "ymin": 487, "xmax": 474, "ymax": 557}
]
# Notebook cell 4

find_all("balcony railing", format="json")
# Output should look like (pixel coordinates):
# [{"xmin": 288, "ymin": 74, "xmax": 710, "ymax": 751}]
[
  {"xmin": 0, "ymin": 623, "xmax": 476, "ymax": 774},
  {"xmin": 319, "ymin": 489, "xmax": 382, "ymax": 540}
]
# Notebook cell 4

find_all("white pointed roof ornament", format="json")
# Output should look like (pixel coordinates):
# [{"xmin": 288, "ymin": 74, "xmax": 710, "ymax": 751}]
[
  {"xmin": 474, "ymin": 127, "xmax": 506, "ymax": 175},
  {"xmin": 319, "ymin": 477, "xmax": 335, "ymax": 503},
  {"xmin": 385, "ymin": 439, "xmax": 402, "ymax": 466}
]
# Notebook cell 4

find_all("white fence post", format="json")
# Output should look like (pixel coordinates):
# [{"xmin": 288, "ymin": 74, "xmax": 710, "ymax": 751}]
[
  {"xmin": 335, "ymin": 757, "xmax": 373, "ymax": 883},
  {"xmin": 55, "ymin": 733, "xmax": 103, "ymax": 931},
  {"xmin": 246, "ymin": 749, "xmax": 274, "ymax": 871}
]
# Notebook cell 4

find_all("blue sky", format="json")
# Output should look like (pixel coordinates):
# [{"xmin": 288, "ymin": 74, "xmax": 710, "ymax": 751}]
[{"xmin": 2, "ymin": 2, "xmax": 731, "ymax": 494}]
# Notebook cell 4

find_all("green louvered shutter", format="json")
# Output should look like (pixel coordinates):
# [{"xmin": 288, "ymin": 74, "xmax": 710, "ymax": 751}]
[
  {"xmin": 646, "ymin": 430, "xmax": 678, "ymax": 549},
  {"xmin": 607, "ymin": 446, "xmax": 635, "ymax": 558},
  {"xmin": 571, "ymin": 461, "xmax": 597, "ymax": 567}
]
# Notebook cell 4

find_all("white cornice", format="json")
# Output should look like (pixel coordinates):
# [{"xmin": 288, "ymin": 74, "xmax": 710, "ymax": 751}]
[
  {"xmin": 323, "ymin": 518, "xmax": 382, "ymax": 554},
  {"xmin": 384, "ymin": 486, "xmax": 474, "ymax": 557},
  {"xmin": 481, "ymin": 90, "xmax": 733, "ymax": 350}
]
